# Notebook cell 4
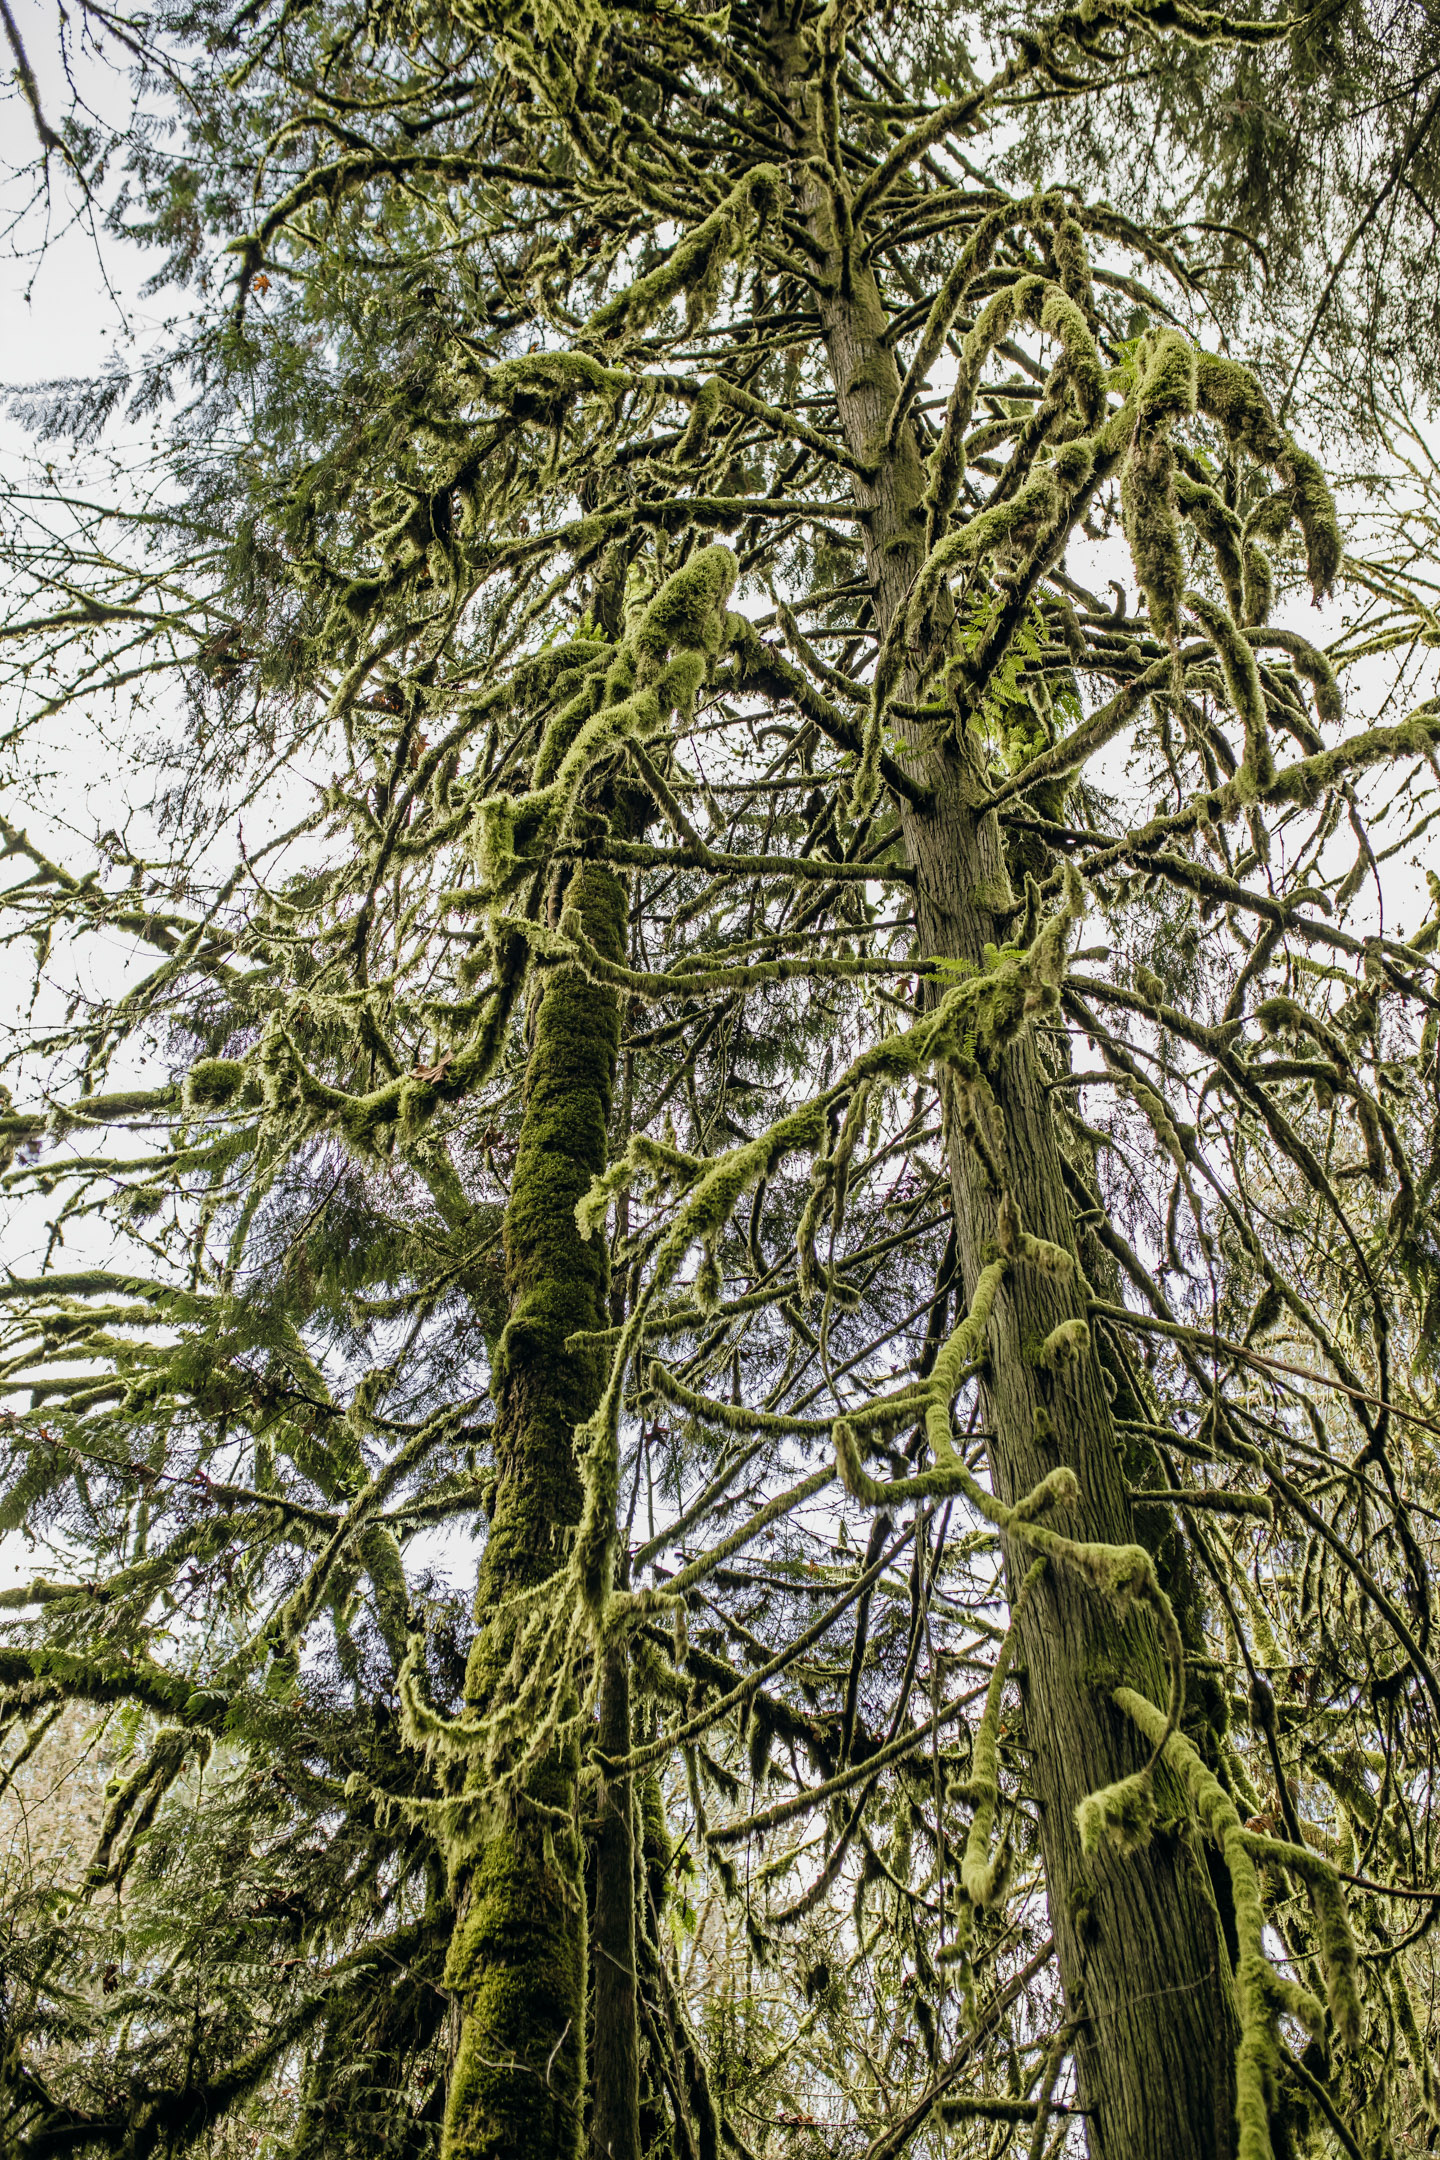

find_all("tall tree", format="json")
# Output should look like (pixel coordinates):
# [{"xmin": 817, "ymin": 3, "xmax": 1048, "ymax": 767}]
[{"xmin": 3, "ymin": 2, "xmax": 1440, "ymax": 2158}]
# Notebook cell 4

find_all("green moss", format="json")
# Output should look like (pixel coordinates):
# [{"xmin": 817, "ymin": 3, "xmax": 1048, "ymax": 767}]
[
  {"xmin": 960, "ymin": 1557, "xmax": 1047, "ymax": 1908},
  {"xmin": 183, "ymin": 1058, "xmax": 247, "ymax": 1113},
  {"xmin": 924, "ymin": 272, "xmax": 1102, "ymax": 546},
  {"xmin": 441, "ymin": 1762, "xmax": 587, "ymax": 2160},
  {"xmin": 909, "ymin": 474, "xmax": 1061, "ymax": 638},
  {"xmin": 482, "ymin": 349, "xmax": 626, "ymax": 427},
  {"xmin": 1194, "ymin": 352, "xmax": 1342, "ymax": 600},
  {"xmin": 486, "ymin": 859, "xmax": 625, "ymax": 1469},
  {"xmin": 1119, "ymin": 333, "xmax": 1197, "ymax": 648},
  {"xmin": 88, "ymin": 1726, "xmax": 199, "ymax": 1887},
  {"xmin": 639, "ymin": 1768, "xmax": 672, "ymax": 1920},
  {"xmin": 886, "ymin": 207, "xmax": 1008, "ymax": 450},
  {"xmin": 1049, "ymin": 212, "xmax": 1094, "ymax": 308},
  {"xmin": 471, "ymin": 547, "xmax": 735, "ymax": 909},
  {"xmin": 1039, "ymin": 1317, "xmax": 1089, "ymax": 1369},
  {"xmin": 1264, "ymin": 711, "xmax": 1440, "ymax": 810},
  {"xmin": 1242, "ymin": 1829, "xmax": 1361, "ymax": 2054},
  {"xmin": 583, "ymin": 168, "xmax": 781, "ymax": 340},
  {"xmin": 1188, "ymin": 590, "xmax": 1274, "ymax": 789},
  {"xmin": 1250, "ymin": 627, "xmax": 1342, "ymax": 730},
  {"xmin": 1137, "ymin": 329, "xmax": 1198, "ymax": 422},
  {"xmin": 1076, "ymin": 1766, "xmax": 1156, "ymax": 1857},
  {"xmin": 675, "ymin": 373, "xmax": 724, "ymax": 462},
  {"xmin": 1282, "ymin": 444, "xmax": 1342, "ymax": 599},
  {"xmin": 1391, "ymin": 1961, "xmax": 1440, "ymax": 2127},
  {"xmin": 1175, "ymin": 470, "xmax": 1245, "ymax": 616},
  {"xmin": 437, "ymin": 846, "xmax": 629, "ymax": 2160},
  {"xmin": 1114, "ymin": 1684, "xmax": 1347, "ymax": 2160},
  {"xmin": 1241, "ymin": 546, "xmax": 1273, "ymax": 628},
  {"xmin": 633, "ymin": 545, "xmax": 737, "ymax": 668}
]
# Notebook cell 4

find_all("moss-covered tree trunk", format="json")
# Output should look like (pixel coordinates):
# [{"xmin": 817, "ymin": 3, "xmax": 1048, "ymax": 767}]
[
  {"xmin": 772, "ymin": 39, "xmax": 1243, "ymax": 2154},
  {"xmin": 442, "ymin": 859, "xmax": 627, "ymax": 2160}
]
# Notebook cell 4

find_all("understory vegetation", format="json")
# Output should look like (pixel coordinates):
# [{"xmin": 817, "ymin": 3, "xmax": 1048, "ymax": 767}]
[{"xmin": 3, "ymin": 0, "xmax": 1440, "ymax": 2154}]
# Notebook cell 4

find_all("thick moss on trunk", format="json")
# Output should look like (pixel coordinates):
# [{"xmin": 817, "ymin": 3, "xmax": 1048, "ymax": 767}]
[{"xmin": 443, "ymin": 858, "xmax": 627, "ymax": 2160}]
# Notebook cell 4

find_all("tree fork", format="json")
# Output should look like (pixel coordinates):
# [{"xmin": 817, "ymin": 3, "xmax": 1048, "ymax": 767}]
[
  {"xmin": 443, "ymin": 855, "xmax": 628, "ymax": 2160},
  {"xmin": 774, "ymin": 46, "xmax": 1243, "ymax": 2160}
]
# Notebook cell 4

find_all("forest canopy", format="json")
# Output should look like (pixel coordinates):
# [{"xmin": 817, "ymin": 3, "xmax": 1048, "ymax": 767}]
[{"xmin": 2, "ymin": 0, "xmax": 1440, "ymax": 2157}]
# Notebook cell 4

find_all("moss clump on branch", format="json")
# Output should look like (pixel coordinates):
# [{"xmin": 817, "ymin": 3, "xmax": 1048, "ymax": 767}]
[
  {"xmin": 1187, "ymin": 590, "xmax": 1274, "ymax": 790},
  {"xmin": 1039, "ymin": 1317, "xmax": 1089, "ymax": 1369},
  {"xmin": 924, "ymin": 273, "xmax": 1105, "ymax": 546},
  {"xmin": 885, "ymin": 205, "xmax": 1010, "ymax": 451},
  {"xmin": 472, "ymin": 547, "xmax": 737, "ymax": 907},
  {"xmin": 182, "ymin": 1058, "xmax": 248, "ymax": 1113},
  {"xmin": 583, "ymin": 167, "xmax": 782, "ymax": 341},
  {"xmin": 1194, "ymin": 352, "xmax": 1342, "ymax": 599},
  {"xmin": 1074, "ymin": 1766, "xmax": 1155, "ymax": 1857},
  {"xmin": 481, "ymin": 349, "xmax": 628, "ymax": 427},
  {"xmin": 1121, "ymin": 331, "xmax": 1196, "ymax": 649}
]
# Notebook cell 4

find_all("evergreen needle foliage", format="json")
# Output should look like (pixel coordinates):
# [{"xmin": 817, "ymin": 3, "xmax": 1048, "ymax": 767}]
[{"xmin": 2, "ymin": 1, "xmax": 1440, "ymax": 2157}]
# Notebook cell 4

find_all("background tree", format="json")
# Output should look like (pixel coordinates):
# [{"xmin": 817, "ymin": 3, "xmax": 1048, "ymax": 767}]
[{"xmin": 2, "ymin": 1, "xmax": 1440, "ymax": 2157}]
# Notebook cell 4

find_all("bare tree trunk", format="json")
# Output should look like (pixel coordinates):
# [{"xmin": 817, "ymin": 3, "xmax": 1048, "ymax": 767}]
[{"xmin": 442, "ymin": 859, "xmax": 627, "ymax": 2160}]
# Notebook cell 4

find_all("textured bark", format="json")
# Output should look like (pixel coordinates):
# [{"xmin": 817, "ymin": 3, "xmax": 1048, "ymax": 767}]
[
  {"xmin": 770, "ymin": 34, "xmax": 1243, "ymax": 2151},
  {"xmin": 590, "ymin": 1636, "xmax": 641, "ymax": 2160},
  {"xmin": 442, "ymin": 859, "xmax": 627, "ymax": 2160}
]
